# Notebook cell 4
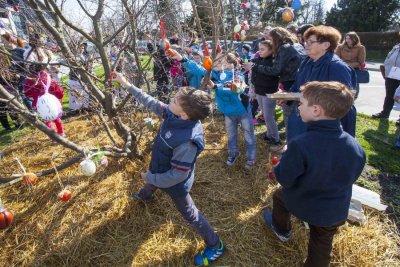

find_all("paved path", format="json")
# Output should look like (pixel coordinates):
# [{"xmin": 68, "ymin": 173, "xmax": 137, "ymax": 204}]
[{"xmin": 356, "ymin": 62, "xmax": 399, "ymax": 121}]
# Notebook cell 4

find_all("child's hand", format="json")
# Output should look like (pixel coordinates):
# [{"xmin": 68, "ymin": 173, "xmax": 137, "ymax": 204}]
[
  {"xmin": 110, "ymin": 71, "xmax": 131, "ymax": 88},
  {"xmin": 203, "ymin": 78, "xmax": 215, "ymax": 89},
  {"xmin": 167, "ymin": 49, "xmax": 183, "ymax": 61}
]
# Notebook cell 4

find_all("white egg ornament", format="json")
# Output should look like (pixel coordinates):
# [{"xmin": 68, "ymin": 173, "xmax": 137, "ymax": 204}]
[{"xmin": 80, "ymin": 159, "xmax": 96, "ymax": 176}]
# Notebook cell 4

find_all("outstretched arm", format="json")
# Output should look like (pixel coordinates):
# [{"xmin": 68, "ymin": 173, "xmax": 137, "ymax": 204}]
[{"xmin": 111, "ymin": 72, "xmax": 166, "ymax": 117}]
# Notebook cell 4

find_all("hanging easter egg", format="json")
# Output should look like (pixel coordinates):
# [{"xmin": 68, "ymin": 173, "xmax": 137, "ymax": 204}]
[
  {"xmin": 194, "ymin": 38, "xmax": 199, "ymax": 45},
  {"xmin": 22, "ymin": 172, "xmax": 38, "ymax": 186},
  {"xmin": 240, "ymin": 34, "xmax": 246, "ymax": 41},
  {"xmin": 37, "ymin": 94, "xmax": 62, "ymax": 122},
  {"xmin": 80, "ymin": 159, "xmax": 96, "ymax": 176},
  {"xmin": 13, "ymin": 4, "xmax": 19, "ymax": 12},
  {"xmin": 234, "ymin": 24, "xmax": 241, "ymax": 33},
  {"xmin": 100, "ymin": 157, "xmax": 109, "ymax": 168},
  {"xmin": 203, "ymin": 43, "xmax": 211, "ymax": 57},
  {"xmin": 216, "ymin": 43, "xmax": 222, "ymax": 54},
  {"xmin": 159, "ymin": 38, "xmax": 170, "ymax": 51},
  {"xmin": 256, "ymin": 21, "xmax": 263, "ymax": 28},
  {"xmin": 282, "ymin": 8, "xmax": 295, "ymax": 22},
  {"xmin": 166, "ymin": 49, "xmax": 175, "ymax": 57},
  {"xmin": 58, "ymin": 189, "xmax": 72, "ymax": 202},
  {"xmin": 235, "ymin": 32, "xmax": 240, "ymax": 40},
  {"xmin": 203, "ymin": 57, "xmax": 213, "ymax": 71},
  {"xmin": 241, "ymin": 30, "xmax": 246, "ymax": 36},
  {"xmin": 241, "ymin": 2, "xmax": 246, "ymax": 9},
  {"xmin": 245, "ymin": 2, "xmax": 251, "ymax": 8},
  {"xmin": 291, "ymin": 0, "xmax": 302, "ymax": 10},
  {"xmin": 0, "ymin": 208, "xmax": 13, "ymax": 229},
  {"xmin": 244, "ymin": 24, "xmax": 250, "ymax": 31}
]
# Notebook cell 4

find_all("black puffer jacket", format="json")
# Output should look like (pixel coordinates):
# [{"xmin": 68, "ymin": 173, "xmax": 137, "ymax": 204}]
[
  {"xmin": 254, "ymin": 43, "xmax": 306, "ymax": 82},
  {"xmin": 251, "ymin": 56, "xmax": 279, "ymax": 95},
  {"xmin": 147, "ymin": 42, "xmax": 174, "ymax": 81}
]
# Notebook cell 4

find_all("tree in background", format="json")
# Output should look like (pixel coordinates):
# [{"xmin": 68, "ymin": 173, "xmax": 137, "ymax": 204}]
[{"xmin": 325, "ymin": 0, "xmax": 400, "ymax": 32}]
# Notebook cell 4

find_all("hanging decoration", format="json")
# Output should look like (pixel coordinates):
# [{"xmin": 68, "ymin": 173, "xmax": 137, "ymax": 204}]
[
  {"xmin": 80, "ymin": 159, "xmax": 96, "ymax": 176},
  {"xmin": 202, "ymin": 43, "xmax": 213, "ymax": 71},
  {"xmin": 282, "ymin": 8, "xmax": 295, "ymax": 22},
  {"xmin": 36, "ymin": 72, "xmax": 62, "ymax": 122},
  {"xmin": 158, "ymin": 19, "xmax": 170, "ymax": 51},
  {"xmin": 0, "ymin": 198, "xmax": 13, "ymax": 230},
  {"xmin": 58, "ymin": 189, "xmax": 72, "ymax": 202},
  {"xmin": 291, "ymin": 0, "xmax": 302, "ymax": 10},
  {"xmin": 15, "ymin": 158, "xmax": 38, "ymax": 189}
]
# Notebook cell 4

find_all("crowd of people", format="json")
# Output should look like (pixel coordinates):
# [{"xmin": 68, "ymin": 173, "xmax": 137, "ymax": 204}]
[
  {"xmin": 108, "ymin": 24, "xmax": 374, "ymax": 267},
  {"xmin": 0, "ymin": 22, "xmax": 399, "ymax": 267}
]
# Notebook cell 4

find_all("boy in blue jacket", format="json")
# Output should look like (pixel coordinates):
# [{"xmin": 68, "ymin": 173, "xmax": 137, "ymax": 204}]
[
  {"xmin": 111, "ymin": 73, "xmax": 224, "ymax": 266},
  {"xmin": 207, "ymin": 75, "xmax": 256, "ymax": 169},
  {"xmin": 182, "ymin": 51, "xmax": 206, "ymax": 89},
  {"xmin": 263, "ymin": 81, "xmax": 366, "ymax": 267}
]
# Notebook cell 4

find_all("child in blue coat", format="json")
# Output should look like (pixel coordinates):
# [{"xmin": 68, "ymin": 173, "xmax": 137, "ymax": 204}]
[
  {"xmin": 263, "ymin": 81, "xmax": 366, "ymax": 267},
  {"xmin": 111, "ymin": 72, "xmax": 224, "ymax": 266}
]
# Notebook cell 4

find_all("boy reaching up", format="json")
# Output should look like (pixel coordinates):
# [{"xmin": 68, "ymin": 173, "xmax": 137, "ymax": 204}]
[
  {"xmin": 111, "ymin": 72, "xmax": 224, "ymax": 266},
  {"xmin": 263, "ymin": 81, "xmax": 366, "ymax": 267}
]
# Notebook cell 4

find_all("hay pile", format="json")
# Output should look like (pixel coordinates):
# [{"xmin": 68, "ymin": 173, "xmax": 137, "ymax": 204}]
[{"xmin": 0, "ymin": 115, "xmax": 399, "ymax": 267}]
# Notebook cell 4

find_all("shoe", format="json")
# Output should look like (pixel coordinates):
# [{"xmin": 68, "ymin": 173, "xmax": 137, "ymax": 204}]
[
  {"xmin": 262, "ymin": 210, "xmax": 291, "ymax": 242},
  {"xmin": 372, "ymin": 112, "xmax": 389, "ymax": 119},
  {"xmin": 194, "ymin": 240, "xmax": 224, "ymax": 266},
  {"xmin": 253, "ymin": 118, "xmax": 259, "ymax": 125},
  {"xmin": 226, "ymin": 153, "xmax": 239, "ymax": 166},
  {"xmin": 245, "ymin": 160, "xmax": 255, "ymax": 170},
  {"xmin": 263, "ymin": 134, "xmax": 272, "ymax": 142},
  {"xmin": 129, "ymin": 192, "xmax": 154, "ymax": 202}
]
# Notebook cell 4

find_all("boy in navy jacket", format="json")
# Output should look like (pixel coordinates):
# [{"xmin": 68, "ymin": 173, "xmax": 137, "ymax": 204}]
[
  {"xmin": 111, "ymin": 73, "xmax": 224, "ymax": 266},
  {"xmin": 263, "ymin": 81, "xmax": 366, "ymax": 267}
]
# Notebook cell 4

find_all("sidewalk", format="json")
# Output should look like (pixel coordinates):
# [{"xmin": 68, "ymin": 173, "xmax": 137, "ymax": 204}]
[{"xmin": 365, "ymin": 61, "xmax": 382, "ymax": 72}]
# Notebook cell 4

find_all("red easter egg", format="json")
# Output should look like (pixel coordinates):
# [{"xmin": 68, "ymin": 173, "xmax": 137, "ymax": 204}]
[
  {"xmin": 58, "ymin": 189, "xmax": 72, "ymax": 202},
  {"xmin": 0, "ymin": 209, "xmax": 14, "ymax": 229},
  {"xmin": 271, "ymin": 156, "xmax": 279, "ymax": 165}
]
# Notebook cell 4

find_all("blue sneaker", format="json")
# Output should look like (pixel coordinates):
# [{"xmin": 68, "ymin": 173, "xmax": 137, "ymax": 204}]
[
  {"xmin": 129, "ymin": 192, "xmax": 153, "ymax": 202},
  {"xmin": 226, "ymin": 152, "xmax": 239, "ymax": 166},
  {"xmin": 262, "ymin": 210, "xmax": 291, "ymax": 242},
  {"xmin": 194, "ymin": 240, "xmax": 224, "ymax": 266}
]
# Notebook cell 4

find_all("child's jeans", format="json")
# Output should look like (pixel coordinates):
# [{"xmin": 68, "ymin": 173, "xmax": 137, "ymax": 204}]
[
  {"xmin": 45, "ymin": 118, "xmax": 64, "ymax": 135},
  {"xmin": 137, "ymin": 183, "xmax": 220, "ymax": 248},
  {"xmin": 256, "ymin": 94, "xmax": 279, "ymax": 142},
  {"xmin": 271, "ymin": 188, "xmax": 344, "ymax": 267},
  {"xmin": 224, "ymin": 112, "xmax": 256, "ymax": 162}
]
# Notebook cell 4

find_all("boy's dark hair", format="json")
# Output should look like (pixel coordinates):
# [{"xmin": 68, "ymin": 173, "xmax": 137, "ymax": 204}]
[
  {"xmin": 259, "ymin": 40, "xmax": 273, "ymax": 50},
  {"xmin": 301, "ymin": 81, "xmax": 354, "ymax": 119},
  {"xmin": 178, "ymin": 87, "xmax": 212, "ymax": 121}
]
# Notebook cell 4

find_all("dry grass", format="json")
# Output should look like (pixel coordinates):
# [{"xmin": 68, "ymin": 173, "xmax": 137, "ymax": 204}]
[{"xmin": 0, "ymin": 114, "xmax": 399, "ymax": 267}]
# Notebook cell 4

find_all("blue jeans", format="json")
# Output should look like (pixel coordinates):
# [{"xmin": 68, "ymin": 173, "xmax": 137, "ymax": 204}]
[
  {"xmin": 224, "ymin": 112, "xmax": 256, "ymax": 161},
  {"xmin": 137, "ymin": 183, "xmax": 220, "ymax": 247},
  {"xmin": 256, "ymin": 94, "xmax": 279, "ymax": 142}
]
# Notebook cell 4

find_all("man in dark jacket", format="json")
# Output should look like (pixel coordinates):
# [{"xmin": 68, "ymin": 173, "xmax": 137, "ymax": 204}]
[{"xmin": 147, "ymin": 42, "xmax": 174, "ymax": 102}]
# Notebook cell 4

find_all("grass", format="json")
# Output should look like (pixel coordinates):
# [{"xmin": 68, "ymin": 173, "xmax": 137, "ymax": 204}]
[{"xmin": 366, "ymin": 49, "xmax": 389, "ymax": 62}]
